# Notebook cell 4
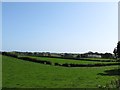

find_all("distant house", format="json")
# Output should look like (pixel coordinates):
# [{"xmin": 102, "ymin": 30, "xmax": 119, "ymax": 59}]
[
  {"xmin": 87, "ymin": 54, "xmax": 101, "ymax": 58},
  {"xmin": 83, "ymin": 51, "xmax": 101, "ymax": 58}
]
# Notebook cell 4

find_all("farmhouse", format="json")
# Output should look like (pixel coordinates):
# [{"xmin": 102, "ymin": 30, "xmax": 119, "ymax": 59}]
[
  {"xmin": 85, "ymin": 51, "xmax": 101, "ymax": 58},
  {"xmin": 87, "ymin": 54, "xmax": 101, "ymax": 58}
]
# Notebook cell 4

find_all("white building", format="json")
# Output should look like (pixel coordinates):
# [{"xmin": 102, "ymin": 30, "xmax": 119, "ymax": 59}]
[{"xmin": 87, "ymin": 54, "xmax": 101, "ymax": 58}]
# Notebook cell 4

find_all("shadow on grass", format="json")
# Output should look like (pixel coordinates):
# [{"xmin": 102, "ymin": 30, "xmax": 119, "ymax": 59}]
[{"xmin": 97, "ymin": 68, "xmax": 120, "ymax": 76}]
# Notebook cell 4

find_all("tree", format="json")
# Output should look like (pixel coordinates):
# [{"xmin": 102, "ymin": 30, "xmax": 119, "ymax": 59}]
[
  {"xmin": 76, "ymin": 54, "xmax": 81, "ymax": 59},
  {"xmin": 113, "ymin": 47, "xmax": 117, "ymax": 58},
  {"xmin": 117, "ymin": 41, "xmax": 120, "ymax": 58},
  {"xmin": 103, "ymin": 53, "xmax": 113, "ymax": 58},
  {"xmin": 113, "ymin": 41, "xmax": 120, "ymax": 58},
  {"xmin": 63, "ymin": 53, "xmax": 73, "ymax": 59}
]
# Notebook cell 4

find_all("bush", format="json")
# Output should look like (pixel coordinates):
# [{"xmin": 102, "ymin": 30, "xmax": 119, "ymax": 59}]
[
  {"xmin": 2, "ymin": 52, "xmax": 18, "ymax": 58},
  {"xmin": 45, "ymin": 61, "xmax": 52, "ymax": 65},
  {"xmin": 62, "ymin": 63, "xmax": 70, "ymax": 67},
  {"xmin": 102, "ymin": 79, "xmax": 120, "ymax": 88},
  {"xmin": 18, "ymin": 57, "xmax": 52, "ymax": 65}
]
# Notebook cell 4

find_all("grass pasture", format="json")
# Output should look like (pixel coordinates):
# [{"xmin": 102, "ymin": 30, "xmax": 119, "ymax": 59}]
[
  {"xmin": 25, "ymin": 56, "xmax": 118, "ymax": 65},
  {"xmin": 2, "ymin": 55, "xmax": 119, "ymax": 88}
]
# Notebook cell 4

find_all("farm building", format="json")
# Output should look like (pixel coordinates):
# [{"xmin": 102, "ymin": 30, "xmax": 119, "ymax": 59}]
[{"xmin": 87, "ymin": 54, "xmax": 101, "ymax": 58}]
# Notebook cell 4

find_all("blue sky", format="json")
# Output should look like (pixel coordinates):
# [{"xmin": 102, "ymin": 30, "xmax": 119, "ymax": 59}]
[{"xmin": 2, "ymin": 2, "xmax": 118, "ymax": 53}]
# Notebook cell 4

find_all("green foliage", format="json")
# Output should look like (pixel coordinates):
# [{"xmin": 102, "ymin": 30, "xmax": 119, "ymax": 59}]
[
  {"xmin": 113, "ymin": 41, "xmax": 120, "ymax": 58},
  {"xmin": 117, "ymin": 41, "xmax": 120, "ymax": 58},
  {"xmin": 107, "ymin": 79, "xmax": 120, "ymax": 88}
]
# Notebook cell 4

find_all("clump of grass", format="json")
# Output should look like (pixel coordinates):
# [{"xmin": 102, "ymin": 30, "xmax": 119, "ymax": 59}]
[
  {"xmin": 97, "ymin": 79, "xmax": 120, "ymax": 89},
  {"xmin": 107, "ymin": 79, "xmax": 120, "ymax": 88}
]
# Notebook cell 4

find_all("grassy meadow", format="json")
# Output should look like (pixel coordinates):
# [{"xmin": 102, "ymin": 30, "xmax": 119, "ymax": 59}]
[
  {"xmin": 25, "ymin": 56, "xmax": 118, "ymax": 65},
  {"xmin": 2, "ymin": 55, "xmax": 119, "ymax": 88}
]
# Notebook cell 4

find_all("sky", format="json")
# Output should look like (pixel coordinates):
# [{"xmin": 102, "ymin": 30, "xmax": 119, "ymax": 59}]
[{"xmin": 2, "ymin": 2, "xmax": 118, "ymax": 53}]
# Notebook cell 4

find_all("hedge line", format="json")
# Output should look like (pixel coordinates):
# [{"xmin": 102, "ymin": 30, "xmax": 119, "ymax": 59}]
[
  {"xmin": 33, "ymin": 55, "xmax": 117, "ymax": 62},
  {"xmin": 18, "ymin": 57, "xmax": 52, "ymax": 65},
  {"xmin": 2, "ymin": 52, "xmax": 120, "ymax": 67},
  {"xmin": 2, "ymin": 52, "xmax": 18, "ymax": 58},
  {"xmin": 54, "ymin": 62, "xmax": 119, "ymax": 67}
]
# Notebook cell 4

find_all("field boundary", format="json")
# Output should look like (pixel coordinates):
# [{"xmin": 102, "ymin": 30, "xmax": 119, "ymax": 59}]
[{"xmin": 2, "ymin": 54, "xmax": 120, "ymax": 67}]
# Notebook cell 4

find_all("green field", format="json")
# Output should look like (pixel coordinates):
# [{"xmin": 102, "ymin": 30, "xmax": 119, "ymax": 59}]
[
  {"xmin": 83, "ymin": 58, "xmax": 115, "ymax": 60},
  {"xmin": 25, "ymin": 56, "xmax": 118, "ymax": 65},
  {"xmin": 2, "ymin": 55, "xmax": 119, "ymax": 88}
]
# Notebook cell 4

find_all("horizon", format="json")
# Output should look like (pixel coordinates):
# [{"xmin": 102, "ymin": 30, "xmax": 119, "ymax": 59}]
[
  {"xmin": 1, "ymin": 50, "xmax": 115, "ymax": 54},
  {"xmin": 2, "ymin": 2, "xmax": 118, "ymax": 53}
]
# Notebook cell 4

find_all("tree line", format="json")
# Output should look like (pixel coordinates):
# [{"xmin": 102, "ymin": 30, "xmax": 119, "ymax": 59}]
[
  {"xmin": 1, "ymin": 51, "xmax": 115, "ymax": 59},
  {"xmin": 1, "ymin": 41, "xmax": 120, "ymax": 59}
]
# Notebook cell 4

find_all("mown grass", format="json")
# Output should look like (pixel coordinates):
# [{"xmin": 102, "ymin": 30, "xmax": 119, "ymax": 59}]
[
  {"xmin": 83, "ymin": 58, "xmax": 115, "ymax": 60},
  {"xmin": 2, "ymin": 55, "xmax": 119, "ymax": 88},
  {"xmin": 26, "ymin": 56, "xmax": 118, "ymax": 65}
]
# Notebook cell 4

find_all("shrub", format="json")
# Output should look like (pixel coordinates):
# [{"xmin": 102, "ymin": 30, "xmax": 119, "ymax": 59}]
[
  {"xmin": 106, "ymin": 79, "xmax": 120, "ymax": 88},
  {"xmin": 2, "ymin": 52, "xmax": 18, "ymax": 58},
  {"xmin": 62, "ymin": 63, "xmax": 69, "ymax": 67}
]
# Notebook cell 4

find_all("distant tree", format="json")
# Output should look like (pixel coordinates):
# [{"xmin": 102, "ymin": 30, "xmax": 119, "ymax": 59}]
[
  {"xmin": 95, "ymin": 52, "xmax": 99, "ymax": 55},
  {"xmin": 63, "ymin": 53, "xmax": 73, "ymax": 59},
  {"xmin": 47, "ymin": 52, "xmax": 51, "ymax": 57},
  {"xmin": 27, "ymin": 52, "xmax": 33, "ymax": 55},
  {"xmin": 34, "ymin": 52, "xmax": 37, "ymax": 55},
  {"xmin": 102, "ymin": 53, "xmax": 113, "ymax": 58},
  {"xmin": 76, "ymin": 54, "xmax": 81, "ymax": 59},
  {"xmin": 88, "ymin": 51, "xmax": 93, "ymax": 54},
  {"xmin": 39, "ymin": 53, "xmax": 44, "ymax": 56}
]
